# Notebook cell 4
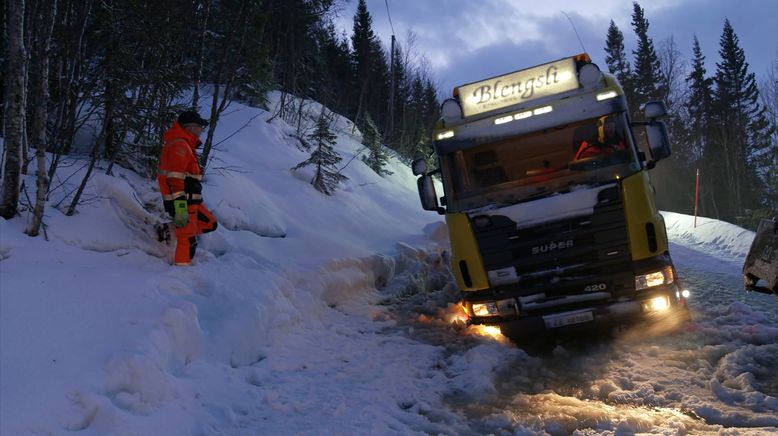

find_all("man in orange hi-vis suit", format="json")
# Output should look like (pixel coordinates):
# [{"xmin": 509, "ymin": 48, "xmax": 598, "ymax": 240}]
[
  {"xmin": 158, "ymin": 111, "xmax": 218, "ymax": 265},
  {"xmin": 574, "ymin": 115, "xmax": 627, "ymax": 160}
]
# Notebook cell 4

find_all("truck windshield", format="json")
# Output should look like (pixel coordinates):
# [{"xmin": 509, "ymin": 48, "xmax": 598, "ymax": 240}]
[{"xmin": 441, "ymin": 113, "xmax": 641, "ymax": 211}]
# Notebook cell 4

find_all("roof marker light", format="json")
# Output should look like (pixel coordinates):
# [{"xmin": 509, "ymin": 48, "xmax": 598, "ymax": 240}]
[
  {"xmin": 533, "ymin": 106, "xmax": 553, "ymax": 115},
  {"xmin": 495, "ymin": 115, "xmax": 514, "ymax": 125},
  {"xmin": 514, "ymin": 111, "xmax": 533, "ymax": 120},
  {"xmin": 597, "ymin": 90, "xmax": 618, "ymax": 101}
]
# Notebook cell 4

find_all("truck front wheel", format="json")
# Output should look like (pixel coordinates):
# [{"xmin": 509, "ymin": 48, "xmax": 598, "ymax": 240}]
[{"xmin": 743, "ymin": 273, "xmax": 758, "ymax": 289}]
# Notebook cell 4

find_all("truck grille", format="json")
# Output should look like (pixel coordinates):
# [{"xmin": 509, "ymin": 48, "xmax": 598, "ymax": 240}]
[{"xmin": 472, "ymin": 186, "xmax": 634, "ymax": 301}]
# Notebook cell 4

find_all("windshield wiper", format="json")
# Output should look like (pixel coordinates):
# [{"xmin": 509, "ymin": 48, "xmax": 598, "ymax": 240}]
[{"xmin": 519, "ymin": 187, "xmax": 550, "ymax": 202}]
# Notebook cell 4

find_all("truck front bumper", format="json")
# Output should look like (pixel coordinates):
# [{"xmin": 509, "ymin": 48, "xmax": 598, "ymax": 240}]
[{"xmin": 475, "ymin": 284, "xmax": 689, "ymax": 339}]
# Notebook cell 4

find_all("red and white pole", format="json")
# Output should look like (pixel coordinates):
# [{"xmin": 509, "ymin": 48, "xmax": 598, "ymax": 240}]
[{"xmin": 694, "ymin": 168, "xmax": 700, "ymax": 228}]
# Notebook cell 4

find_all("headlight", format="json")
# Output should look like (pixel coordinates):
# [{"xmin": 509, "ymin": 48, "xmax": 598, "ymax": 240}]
[
  {"xmin": 635, "ymin": 266, "xmax": 674, "ymax": 290},
  {"xmin": 436, "ymin": 130, "xmax": 454, "ymax": 140},
  {"xmin": 472, "ymin": 302, "xmax": 498, "ymax": 317},
  {"xmin": 642, "ymin": 296, "xmax": 670, "ymax": 312},
  {"xmin": 471, "ymin": 299, "xmax": 517, "ymax": 317}
]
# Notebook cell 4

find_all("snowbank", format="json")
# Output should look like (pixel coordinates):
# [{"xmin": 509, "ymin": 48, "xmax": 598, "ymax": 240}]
[{"xmin": 662, "ymin": 211, "xmax": 755, "ymax": 261}]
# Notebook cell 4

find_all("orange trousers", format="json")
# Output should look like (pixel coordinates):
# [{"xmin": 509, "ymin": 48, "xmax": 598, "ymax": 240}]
[{"xmin": 174, "ymin": 203, "xmax": 218, "ymax": 265}]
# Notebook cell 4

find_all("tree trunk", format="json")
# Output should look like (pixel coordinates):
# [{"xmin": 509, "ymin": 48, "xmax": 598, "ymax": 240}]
[
  {"xmin": 199, "ymin": 0, "xmax": 249, "ymax": 169},
  {"xmin": 192, "ymin": 0, "xmax": 211, "ymax": 110},
  {"xmin": 65, "ymin": 142, "xmax": 98, "ymax": 216},
  {"xmin": 47, "ymin": 0, "xmax": 92, "ymax": 183},
  {"xmin": 200, "ymin": 82, "xmax": 221, "ymax": 169},
  {"xmin": 1, "ymin": 0, "xmax": 28, "ymax": 219},
  {"xmin": 27, "ymin": 0, "xmax": 58, "ymax": 236},
  {"xmin": 67, "ymin": 82, "xmax": 113, "ymax": 216}
]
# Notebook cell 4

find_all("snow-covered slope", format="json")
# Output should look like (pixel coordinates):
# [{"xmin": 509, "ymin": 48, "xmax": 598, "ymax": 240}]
[{"xmin": 0, "ymin": 94, "xmax": 451, "ymax": 434}]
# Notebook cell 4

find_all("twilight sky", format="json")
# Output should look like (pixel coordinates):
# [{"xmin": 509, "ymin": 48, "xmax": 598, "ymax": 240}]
[{"xmin": 334, "ymin": 0, "xmax": 778, "ymax": 97}]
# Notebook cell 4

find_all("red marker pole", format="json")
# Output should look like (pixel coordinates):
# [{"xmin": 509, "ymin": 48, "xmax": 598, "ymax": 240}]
[{"xmin": 694, "ymin": 168, "xmax": 700, "ymax": 228}]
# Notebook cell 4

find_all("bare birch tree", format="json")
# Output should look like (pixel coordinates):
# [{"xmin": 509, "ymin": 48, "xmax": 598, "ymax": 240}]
[
  {"xmin": 1, "ymin": 0, "xmax": 27, "ymax": 219},
  {"xmin": 26, "ymin": 0, "xmax": 58, "ymax": 236}
]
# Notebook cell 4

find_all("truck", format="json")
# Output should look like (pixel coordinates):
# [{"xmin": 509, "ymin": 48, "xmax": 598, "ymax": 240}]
[{"xmin": 412, "ymin": 53, "xmax": 689, "ymax": 339}]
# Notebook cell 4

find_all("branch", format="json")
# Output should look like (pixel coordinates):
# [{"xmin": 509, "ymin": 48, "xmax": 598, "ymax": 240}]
[
  {"xmin": 338, "ymin": 146, "xmax": 367, "ymax": 172},
  {"xmin": 213, "ymin": 111, "xmax": 264, "ymax": 147}
]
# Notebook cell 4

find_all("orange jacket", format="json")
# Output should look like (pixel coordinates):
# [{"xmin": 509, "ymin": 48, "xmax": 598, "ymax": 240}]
[
  {"xmin": 158, "ymin": 122, "xmax": 204, "ymax": 210},
  {"xmin": 574, "ymin": 138, "xmax": 626, "ymax": 160}
]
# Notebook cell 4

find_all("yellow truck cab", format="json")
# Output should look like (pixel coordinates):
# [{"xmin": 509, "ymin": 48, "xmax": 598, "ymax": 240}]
[{"xmin": 413, "ymin": 54, "xmax": 689, "ymax": 339}]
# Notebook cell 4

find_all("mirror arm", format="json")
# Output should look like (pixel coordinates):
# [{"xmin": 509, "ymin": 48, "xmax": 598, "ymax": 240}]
[{"xmin": 427, "ymin": 169, "xmax": 444, "ymax": 213}]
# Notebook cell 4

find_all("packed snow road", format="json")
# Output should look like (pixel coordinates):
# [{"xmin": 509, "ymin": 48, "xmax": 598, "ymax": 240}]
[{"xmin": 387, "ymin": 237, "xmax": 778, "ymax": 434}]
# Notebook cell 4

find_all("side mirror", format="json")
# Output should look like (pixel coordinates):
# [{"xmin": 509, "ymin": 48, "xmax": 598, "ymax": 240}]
[
  {"xmin": 643, "ymin": 101, "xmax": 667, "ymax": 119},
  {"xmin": 646, "ymin": 121, "xmax": 672, "ymax": 162},
  {"xmin": 417, "ymin": 175, "xmax": 444, "ymax": 214},
  {"xmin": 411, "ymin": 158, "xmax": 427, "ymax": 176}
]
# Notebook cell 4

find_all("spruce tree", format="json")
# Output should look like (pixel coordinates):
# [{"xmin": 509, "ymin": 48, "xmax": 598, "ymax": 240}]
[
  {"xmin": 674, "ymin": 35, "xmax": 715, "ymax": 215},
  {"xmin": 710, "ymin": 19, "xmax": 772, "ymax": 223},
  {"xmin": 760, "ymin": 58, "xmax": 778, "ymax": 213},
  {"xmin": 292, "ymin": 111, "xmax": 348, "ymax": 195},
  {"xmin": 351, "ymin": 0, "xmax": 375, "ymax": 124},
  {"xmin": 630, "ymin": 2, "xmax": 662, "ymax": 115},
  {"xmin": 686, "ymin": 35, "xmax": 714, "ymax": 159},
  {"xmin": 351, "ymin": 0, "xmax": 388, "ymax": 131},
  {"xmin": 388, "ymin": 42, "xmax": 408, "ymax": 145},
  {"xmin": 604, "ymin": 20, "xmax": 634, "ymax": 105},
  {"xmin": 361, "ymin": 114, "xmax": 393, "ymax": 176},
  {"xmin": 314, "ymin": 24, "xmax": 355, "ymax": 118},
  {"xmin": 400, "ymin": 76, "xmax": 438, "ymax": 161}
]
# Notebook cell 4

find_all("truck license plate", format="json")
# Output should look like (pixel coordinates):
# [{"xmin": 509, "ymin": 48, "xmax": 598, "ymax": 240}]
[{"xmin": 543, "ymin": 311, "xmax": 594, "ymax": 329}]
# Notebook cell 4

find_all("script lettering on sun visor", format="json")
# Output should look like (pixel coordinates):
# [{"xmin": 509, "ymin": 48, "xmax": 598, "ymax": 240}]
[{"xmin": 458, "ymin": 58, "xmax": 579, "ymax": 118}]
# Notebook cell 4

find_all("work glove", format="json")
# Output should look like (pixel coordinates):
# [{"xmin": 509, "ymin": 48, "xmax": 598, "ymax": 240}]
[{"xmin": 173, "ymin": 200, "xmax": 189, "ymax": 228}]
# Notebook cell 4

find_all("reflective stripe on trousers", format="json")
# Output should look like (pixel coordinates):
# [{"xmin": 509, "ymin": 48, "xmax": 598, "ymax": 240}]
[
  {"xmin": 162, "ymin": 193, "xmax": 202, "ymax": 201},
  {"xmin": 174, "ymin": 203, "xmax": 218, "ymax": 264}
]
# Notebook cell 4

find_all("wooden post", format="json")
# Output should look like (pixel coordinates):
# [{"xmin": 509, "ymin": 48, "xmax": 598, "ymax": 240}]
[{"xmin": 694, "ymin": 168, "xmax": 700, "ymax": 228}]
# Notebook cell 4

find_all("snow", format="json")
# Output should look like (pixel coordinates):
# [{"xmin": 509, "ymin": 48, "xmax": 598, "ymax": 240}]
[
  {"xmin": 2, "ymin": 94, "xmax": 778, "ymax": 434},
  {"xmin": 477, "ymin": 183, "xmax": 616, "ymax": 229},
  {"xmin": 662, "ymin": 211, "xmax": 756, "ymax": 261}
]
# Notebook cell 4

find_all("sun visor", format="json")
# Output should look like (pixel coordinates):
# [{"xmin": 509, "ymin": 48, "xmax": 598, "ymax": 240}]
[{"xmin": 434, "ymin": 96, "xmax": 626, "ymax": 155}]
